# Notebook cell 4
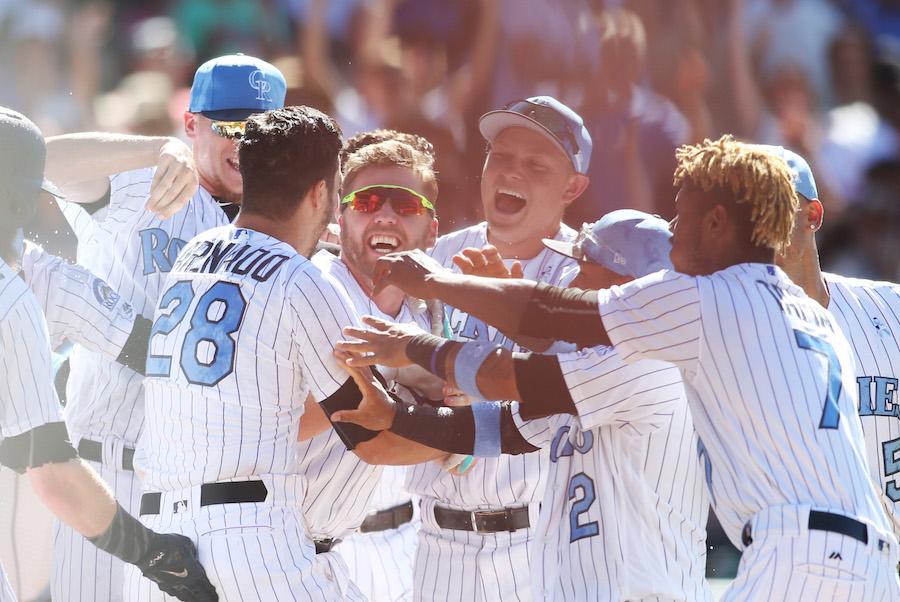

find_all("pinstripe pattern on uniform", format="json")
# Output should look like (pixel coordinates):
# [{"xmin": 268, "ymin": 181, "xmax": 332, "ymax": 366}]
[
  {"xmin": 512, "ymin": 348, "xmax": 711, "ymax": 601},
  {"xmin": 825, "ymin": 273, "xmax": 900, "ymax": 541},
  {"xmin": 0, "ymin": 260, "xmax": 62, "ymax": 438},
  {"xmin": 406, "ymin": 223, "xmax": 575, "ymax": 601},
  {"xmin": 310, "ymin": 251, "xmax": 427, "ymax": 600},
  {"xmin": 133, "ymin": 226, "xmax": 366, "ymax": 600},
  {"xmin": 22, "ymin": 242, "xmax": 134, "ymax": 355},
  {"xmin": 597, "ymin": 264, "xmax": 890, "ymax": 546},
  {"xmin": 0, "ymin": 568, "xmax": 12, "ymax": 602}
]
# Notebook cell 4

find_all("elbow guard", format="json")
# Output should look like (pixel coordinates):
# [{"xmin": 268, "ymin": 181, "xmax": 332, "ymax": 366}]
[{"xmin": 519, "ymin": 282, "xmax": 605, "ymax": 347}]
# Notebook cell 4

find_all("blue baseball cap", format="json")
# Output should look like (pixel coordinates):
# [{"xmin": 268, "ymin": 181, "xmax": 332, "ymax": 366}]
[
  {"xmin": 759, "ymin": 145, "xmax": 818, "ymax": 201},
  {"xmin": 188, "ymin": 54, "xmax": 287, "ymax": 121},
  {"xmin": 478, "ymin": 96, "xmax": 592, "ymax": 174},
  {"xmin": 542, "ymin": 209, "xmax": 672, "ymax": 278}
]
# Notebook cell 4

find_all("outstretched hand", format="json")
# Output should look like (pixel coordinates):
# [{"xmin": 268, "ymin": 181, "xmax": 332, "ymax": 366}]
[
  {"xmin": 137, "ymin": 533, "xmax": 217, "ymax": 602},
  {"xmin": 453, "ymin": 245, "xmax": 523, "ymax": 279},
  {"xmin": 147, "ymin": 139, "xmax": 199, "ymax": 219},
  {"xmin": 330, "ymin": 349, "xmax": 398, "ymax": 431},
  {"xmin": 371, "ymin": 250, "xmax": 448, "ymax": 297},
  {"xmin": 336, "ymin": 316, "xmax": 422, "ymax": 368}
]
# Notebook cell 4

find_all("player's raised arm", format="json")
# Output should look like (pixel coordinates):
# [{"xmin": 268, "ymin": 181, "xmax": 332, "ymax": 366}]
[{"xmin": 44, "ymin": 132, "xmax": 198, "ymax": 217}]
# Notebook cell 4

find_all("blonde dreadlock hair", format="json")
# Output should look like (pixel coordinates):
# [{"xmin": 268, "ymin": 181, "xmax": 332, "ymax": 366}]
[{"xmin": 673, "ymin": 134, "xmax": 798, "ymax": 250}]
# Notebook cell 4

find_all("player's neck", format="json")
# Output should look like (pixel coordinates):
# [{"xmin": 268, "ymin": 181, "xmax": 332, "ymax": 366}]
[
  {"xmin": 234, "ymin": 210, "xmax": 318, "ymax": 258},
  {"xmin": 793, "ymin": 256, "xmax": 830, "ymax": 308},
  {"xmin": 485, "ymin": 225, "xmax": 559, "ymax": 261}
]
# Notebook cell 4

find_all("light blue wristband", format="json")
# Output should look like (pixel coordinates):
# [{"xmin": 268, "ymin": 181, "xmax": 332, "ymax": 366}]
[
  {"xmin": 454, "ymin": 341, "xmax": 501, "ymax": 400},
  {"xmin": 472, "ymin": 401, "xmax": 502, "ymax": 457}
]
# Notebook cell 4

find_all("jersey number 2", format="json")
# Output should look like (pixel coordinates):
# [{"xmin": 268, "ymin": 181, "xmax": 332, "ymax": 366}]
[
  {"xmin": 794, "ymin": 330, "xmax": 842, "ymax": 429},
  {"xmin": 146, "ymin": 280, "xmax": 246, "ymax": 385}
]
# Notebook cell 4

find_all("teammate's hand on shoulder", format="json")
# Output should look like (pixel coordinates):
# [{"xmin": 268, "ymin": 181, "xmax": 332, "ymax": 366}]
[
  {"xmin": 372, "ymin": 249, "xmax": 447, "ymax": 297},
  {"xmin": 137, "ymin": 532, "xmax": 218, "ymax": 602},
  {"xmin": 453, "ymin": 245, "xmax": 523, "ymax": 279},
  {"xmin": 337, "ymin": 316, "xmax": 421, "ymax": 368},
  {"xmin": 331, "ymin": 349, "xmax": 398, "ymax": 431},
  {"xmin": 147, "ymin": 138, "xmax": 199, "ymax": 220}
]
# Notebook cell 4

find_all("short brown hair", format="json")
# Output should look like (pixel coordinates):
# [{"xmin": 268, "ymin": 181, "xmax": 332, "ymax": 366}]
[
  {"xmin": 341, "ymin": 129, "xmax": 438, "ymax": 207},
  {"xmin": 673, "ymin": 135, "xmax": 798, "ymax": 250}
]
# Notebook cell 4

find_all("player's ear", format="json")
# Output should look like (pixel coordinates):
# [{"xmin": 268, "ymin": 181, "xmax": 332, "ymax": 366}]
[
  {"xmin": 805, "ymin": 199, "xmax": 824, "ymax": 232},
  {"xmin": 561, "ymin": 173, "xmax": 589, "ymax": 207},
  {"xmin": 183, "ymin": 112, "xmax": 198, "ymax": 140},
  {"xmin": 427, "ymin": 217, "xmax": 438, "ymax": 248},
  {"xmin": 707, "ymin": 204, "xmax": 728, "ymax": 239}
]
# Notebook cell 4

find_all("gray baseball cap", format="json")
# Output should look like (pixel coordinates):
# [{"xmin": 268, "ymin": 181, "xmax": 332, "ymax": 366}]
[
  {"xmin": 0, "ymin": 107, "xmax": 62, "ymax": 201},
  {"xmin": 543, "ymin": 209, "xmax": 673, "ymax": 278}
]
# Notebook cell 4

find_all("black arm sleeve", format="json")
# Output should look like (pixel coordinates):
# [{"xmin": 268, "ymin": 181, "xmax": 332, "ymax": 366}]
[
  {"xmin": 513, "ymin": 352, "xmax": 577, "ymax": 421},
  {"xmin": 388, "ymin": 402, "xmax": 539, "ymax": 455},
  {"xmin": 518, "ymin": 281, "xmax": 607, "ymax": 347},
  {"xmin": 0, "ymin": 422, "xmax": 78, "ymax": 474},
  {"xmin": 117, "ymin": 315, "xmax": 152, "ymax": 375},
  {"xmin": 319, "ymin": 371, "xmax": 386, "ymax": 450}
]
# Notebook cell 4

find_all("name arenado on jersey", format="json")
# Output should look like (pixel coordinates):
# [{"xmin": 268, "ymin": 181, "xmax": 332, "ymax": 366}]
[{"xmin": 173, "ymin": 238, "xmax": 289, "ymax": 283}]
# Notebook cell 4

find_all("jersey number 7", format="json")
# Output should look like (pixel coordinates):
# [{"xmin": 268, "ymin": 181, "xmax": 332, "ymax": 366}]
[{"xmin": 794, "ymin": 329, "xmax": 842, "ymax": 429}]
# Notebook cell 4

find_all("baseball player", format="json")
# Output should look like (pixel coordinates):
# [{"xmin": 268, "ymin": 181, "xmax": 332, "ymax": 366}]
[
  {"xmin": 405, "ymin": 95, "xmax": 590, "ymax": 602},
  {"xmin": 345, "ymin": 135, "xmax": 900, "ymax": 599},
  {"xmin": 0, "ymin": 107, "xmax": 215, "ymax": 602},
  {"xmin": 127, "ymin": 106, "xmax": 421, "ymax": 601},
  {"xmin": 302, "ymin": 129, "xmax": 446, "ymax": 601},
  {"xmin": 44, "ymin": 54, "xmax": 286, "ymax": 601},
  {"xmin": 770, "ymin": 146, "xmax": 900, "ymax": 542},
  {"xmin": 333, "ymin": 210, "xmax": 712, "ymax": 601}
]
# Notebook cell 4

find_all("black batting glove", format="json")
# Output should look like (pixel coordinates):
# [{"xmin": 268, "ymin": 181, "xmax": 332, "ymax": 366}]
[{"xmin": 137, "ymin": 533, "xmax": 218, "ymax": 602}]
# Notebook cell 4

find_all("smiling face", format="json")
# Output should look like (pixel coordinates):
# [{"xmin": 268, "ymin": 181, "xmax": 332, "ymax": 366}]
[
  {"xmin": 480, "ymin": 127, "xmax": 587, "ymax": 258},
  {"xmin": 339, "ymin": 165, "xmax": 438, "ymax": 285},
  {"xmin": 184, "ymin": 112, "xmax": 244, "ymax": 205}
]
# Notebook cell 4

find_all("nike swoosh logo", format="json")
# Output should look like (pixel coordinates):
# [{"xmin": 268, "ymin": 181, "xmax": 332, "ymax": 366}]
[{"xmin": 161, "ymin": 569, "xmax": 189, "ymax": 578}]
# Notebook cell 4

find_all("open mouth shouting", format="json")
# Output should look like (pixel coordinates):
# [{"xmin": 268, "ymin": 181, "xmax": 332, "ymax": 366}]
[
  {"xmin": 226, "ymin": 156, "xmax": 240, "ymax": 172},
  {"xmin": 368, "ymin": 233, "xmax": 401, "ymax": 254},
  {"xmin": 494, "ymin": 188, "xmax": 526, "ymax": 214}
]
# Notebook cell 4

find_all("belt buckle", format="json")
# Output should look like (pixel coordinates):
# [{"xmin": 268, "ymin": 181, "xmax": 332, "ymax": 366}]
[{"xmin": 470, "ymin": 510, "xmax": 507, "ymax": 535}]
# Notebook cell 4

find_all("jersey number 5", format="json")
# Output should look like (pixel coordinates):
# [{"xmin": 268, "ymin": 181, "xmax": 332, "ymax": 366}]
[
  {"xmin": 794, "ymin": 330, "xmax": 842, "ymax": 429},
  {"xmin": 146, "ymin": 280, "xmax": 246, "ymax": 385}
]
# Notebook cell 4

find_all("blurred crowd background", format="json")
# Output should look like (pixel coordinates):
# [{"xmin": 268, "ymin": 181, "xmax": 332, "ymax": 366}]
[
  {"xmin": 7, "ymin": 0, "xmax": 900, "ymax": 283},
  {"xmin": 7, "ymin": 0, "xmax": 900, "ymax": 584}
]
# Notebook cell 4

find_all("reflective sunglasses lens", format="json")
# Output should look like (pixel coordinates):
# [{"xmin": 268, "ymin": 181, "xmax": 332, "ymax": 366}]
[
  {"xmin": 212, "ymin": 121, "xmax": 246, "ymax": 140},
  {"xmin": 349, "ymin": 191, "xmax": 382, "ymax": 212},
  {"xmin": 391, "ymin": 198, "xmax": 426, "ymax": 216}
]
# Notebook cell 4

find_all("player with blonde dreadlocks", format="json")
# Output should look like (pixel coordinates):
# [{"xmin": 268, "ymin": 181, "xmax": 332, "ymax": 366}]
[{"xmin": 329, "ymin": 134, "xmax": 900, "ymax": 601}]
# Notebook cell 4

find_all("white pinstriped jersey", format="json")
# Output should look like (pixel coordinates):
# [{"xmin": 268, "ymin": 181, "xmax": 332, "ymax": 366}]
[
  {"xmin": 513, "ymin": 347, "xmax": 710, "ymax": 602},
  {"xmin": 825, "ymin": 273, "xmax": 900, "ymax": 539},
  {"xmin": 22, "ymin": 241, "xmax": 135, "ymax": 356},
  {"xmin": 300, "ymin": 251, "xmax": 431, "ymax": 538},
  {"xmin": 0, "ymin": 259, "xmax": 63, "ymax": 602},
  {"xmin": 597, "ymin": 264, "xmax": 889, "ymax": 546},
  {"xmin": 0, "ymin": 259, "xmax": 63, "ymax": 444},
  {"xmin": 412, "ymin": 223, "xmax": 576, "ymax": 508},
  {"xmin": 58, "ymin": 168, "xmax": 228, "ymax": 446},
  {"xmin": 136, "ymin": 226, "xmax": 360, "ymax": 492}
]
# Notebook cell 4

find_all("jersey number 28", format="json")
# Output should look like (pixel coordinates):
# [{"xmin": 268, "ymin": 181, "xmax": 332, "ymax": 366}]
[{"xmin": 146, "ymin": 280, "xmax": 246, "ymax": 385}]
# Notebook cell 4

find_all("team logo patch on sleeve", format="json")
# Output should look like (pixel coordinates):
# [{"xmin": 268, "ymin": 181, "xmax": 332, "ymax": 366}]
[{"xmin": 92, "ymin": 278, "xmax": 121, "ymax": 311}]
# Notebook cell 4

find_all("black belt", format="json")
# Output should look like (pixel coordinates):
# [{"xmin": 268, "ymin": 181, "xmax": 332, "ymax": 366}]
[
  {"xmin": 358, "ymin": 501, "xmax": 414, "ymax": 534},
  {"xmin": 433, "ymin": 505, "xmax": 530, "ymax": 534},
  {"xmin": 140, "ymin": 481, "xmax": 269, "ymax": 516},
  {"xmin": 78, "ymin": 439, "xmax": 134, "ymax": 472},
  {"xmin": 314, "ymin": 538, "xmax": 337, "ymax": 554},
  {"xmin": 741, "ymin": 510, "xmax": 868, "ymax": 547}
]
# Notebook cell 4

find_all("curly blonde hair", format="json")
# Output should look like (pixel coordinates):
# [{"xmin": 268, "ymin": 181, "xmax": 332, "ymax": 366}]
[
  {"xmin": 341, "ymin": 129, "xmax": 438, "ymax": 207},
  {"xmin": 673, "ymin": 134, "xmax": 798, "ymax": 250}
]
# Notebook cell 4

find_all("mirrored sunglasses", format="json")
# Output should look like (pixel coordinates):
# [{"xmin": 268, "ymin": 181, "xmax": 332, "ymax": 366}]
[
  {"xmin": 503, "ymin": 99, "xmax": 579, "ymax": 157},
  {"xmin": 341, "ymin": 185, "xmax": 435, "ymax": 216},
  {"xmin": 211, "ymin": 120, "xmax": 246, "ymax": 140}
]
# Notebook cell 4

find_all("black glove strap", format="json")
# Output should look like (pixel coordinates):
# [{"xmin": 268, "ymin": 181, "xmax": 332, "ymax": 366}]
[{"xmin": 88, "ymin": 502, "xmax": 156, "ymax": 565}]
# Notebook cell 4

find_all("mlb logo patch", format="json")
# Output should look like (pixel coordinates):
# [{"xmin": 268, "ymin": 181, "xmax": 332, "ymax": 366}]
[{"xmin": 173, "ymin": 500, "xmax": 189, "ymax": 514}]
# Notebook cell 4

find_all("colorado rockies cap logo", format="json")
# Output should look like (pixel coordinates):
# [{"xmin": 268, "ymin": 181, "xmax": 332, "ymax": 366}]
[{"xmin": 249, "ymin": 69, "xmax": 272, "ymax": 101}]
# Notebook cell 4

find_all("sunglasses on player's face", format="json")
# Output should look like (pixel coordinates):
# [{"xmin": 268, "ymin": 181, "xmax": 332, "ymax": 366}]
[
  {"xmin": 211, "ymin": 120, "xmax": 246, "ymax": 140},
  {"xmin": 341, "ymin": 185, "xmax": 434, "ymax": 216}
]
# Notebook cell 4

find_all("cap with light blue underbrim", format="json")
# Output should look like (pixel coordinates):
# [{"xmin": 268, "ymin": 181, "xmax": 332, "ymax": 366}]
[
  {"xmin": 478, "ymin": 96, "xmax": 592, "ymax": 175},
  {"xmin": 758, "ymin": 145, "xmax": 819, "ymax": 201},
  {"xmin": 189, "ymin": 54, "xmax": 287, "ymax": 121},
  {"xmin": 542, "ymin": 209, "xmax": 673, "ymax": 279}
]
